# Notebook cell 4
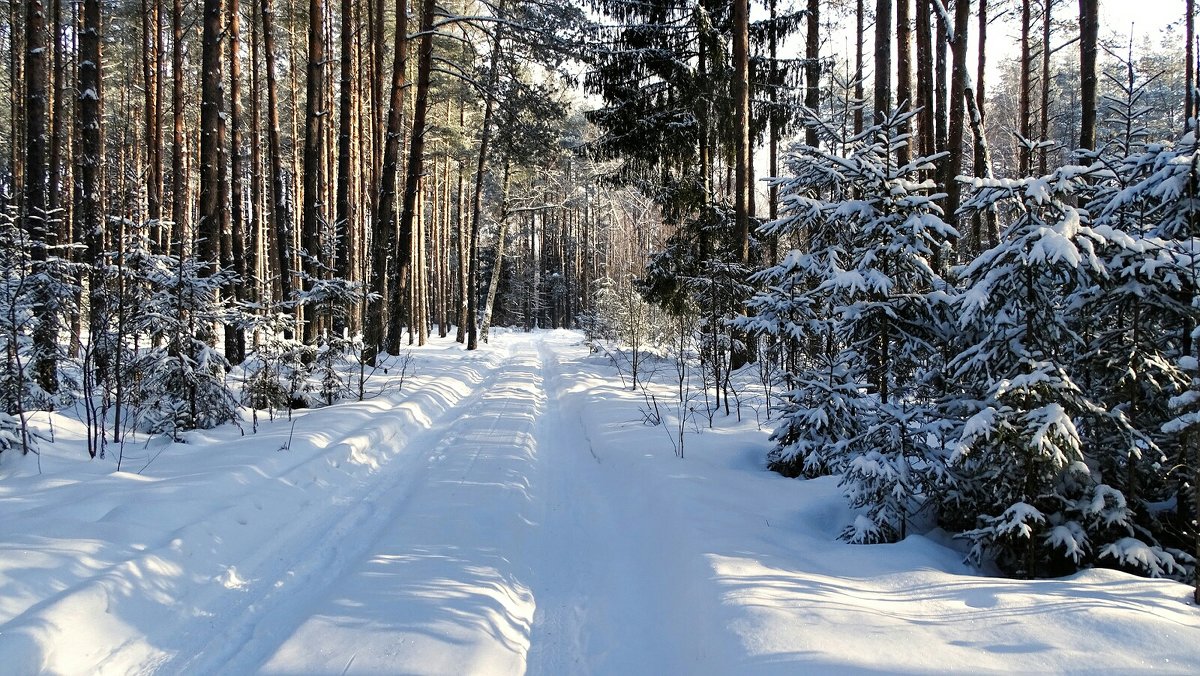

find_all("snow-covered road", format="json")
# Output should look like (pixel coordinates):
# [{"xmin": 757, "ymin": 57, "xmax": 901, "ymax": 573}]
[
  {"xmin": 238, "ymin": 333, "xmax": 731, "ymax": 674},
  {"xmin": 2, "ymin": 330, "xmax": 1200, "ymax": 675}
]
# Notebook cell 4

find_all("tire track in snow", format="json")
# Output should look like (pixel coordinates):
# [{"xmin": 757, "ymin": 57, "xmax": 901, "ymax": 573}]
[
  {"xmin": 227, "ymin": 337, "xmax": 550, "ymax": 675},
  {"xmin": 127, "ymin": 344, "xmax": 520, "ymax": 675},
  {"xmin": 523, "ymin": 332, "xmax": 740, "ymax": 676}
]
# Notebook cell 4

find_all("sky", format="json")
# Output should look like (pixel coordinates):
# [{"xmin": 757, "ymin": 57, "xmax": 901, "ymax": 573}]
[{"xmin": 1102, "ymin": 0, "xmax": 1180, "ymax": 40}]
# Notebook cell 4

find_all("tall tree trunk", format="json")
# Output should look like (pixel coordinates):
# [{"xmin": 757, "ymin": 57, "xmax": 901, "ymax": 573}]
[
  {"xmin": 9, "ymin": 0, "xmax": 24, "ymax": 213},
  {"xmin": 78, "ymin": 0, "xmax": 103, "ymax": 234},
  {"xmin": 363, "ymin": 0, "xmax": 407, "ymax": 360},
  {"xmin": 853, "ymin": 0, "xmax": 864, "ymax": 135},
  {"xmin": 1019, "ymin": 0, "xmax": 1032, "ymax": 174},
  {"xmin": 480, "ymin": 160, "xmax": 511, "ymax": 342},
  {"xmin": 261, "ymin": 0, "xmax": 295, "ymax": 329},
  {"xmin": 1188, "ymin": 0, "xmax": 1196, "ymax": 125},
  {"xmin": 974, "ymin": 0, "xmax": 995, "ymax": 248},
  {"xmin": 397, "ymin": 0, "xmax": 437, "ymax": 347},
  {"xmin": 227, "ymin": 0, "xmax": 246, "ymax": 363},
  {"xmin": 455, "ymin": 101, "xmax": 468, "ymax": 343},
  {"xmin": 334, "ymin": 0, "xmax": 354, "ymax": 323},
  {"xmin": 916, "ymin": 0, "xmax": 935, "ymax": 159},
  {"xmin": 467, "ymin": 13, "xmax": 506, "ymax": 351},
  {"xmin": 47, "ymin": 0, "xmax": 63, "ymax": 220},
  {"xmin": 896, "ymin": 0, "xmax": 913, "ymax": 165},
  {"xmin": 944, "ymin": 0, "xmax": 970, "ymax": 229},
  {"xmin": 300, "ymin": 0, "xmax": 326, "ymax": 342},
  {"xmin": 805, "ymin": 0, "xmax": 820, "ymax": 147},
  {"xmin": 934, "ymin": 6, "xmax": 948, "ymax": 164},
  {"xmin": 732, "ymin": 0, "xmax": 750, "ymax": 264},
  {"xmin": 26, "ymin": 0, "xmax": 56, "ymax": 393},
  {"xmin": 1039, "ymin": 0, "xmax": 1053, "ymax": 172},
  {"xmin": 768, "ymin": 0, "xmax": 779, "ymax": 247},
  {"xmin": 874, "ymin": 0, "xmax": 892, "ymax": 125},
  {"xmin": 171, "ymin": 0, "xmax": 186, "ymax": 253},
  {"xmin": 198, "ymin": 0, "xmax": 225, "ymax": 283},
  {"xmin": 1077, "ymin": 0, "xmax": 1098, "ymax": 152},
  {"xmin": 142, "ymin": 0, "xmax": 161, "ymax": 238},
  {"xmin": 249, "ymin": 0, "xmax": 264, "ymax": 310},
  {"xmin": 80, "ymin": 0, "xmax": 104, "ymax": 385}
]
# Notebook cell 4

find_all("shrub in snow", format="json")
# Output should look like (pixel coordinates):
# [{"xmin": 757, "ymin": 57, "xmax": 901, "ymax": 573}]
[
  {"xmin": 243, "ymin": 312, "xmax": 308, "ymax": 414},
  {"xmin": 583, "ymin": 275, "xmax": 662, "ymax": 389},
  {"xmin": 297, "ymin": 274, "xmax": 365, "ymax": 407},
  {"xmin": 643, "ymin": 204, "xmax": 752, "ymax": 412},
  {"xmin": 745, "ymin": 128, "xmax": 860, "ymax": 478},
  {"xmin": 1083, "ymin": 104, "xmax": 1200, "ymax": 585},
  {"xmin": 123, "ymin": 246, "xmax": 239, "ymax": 439}
]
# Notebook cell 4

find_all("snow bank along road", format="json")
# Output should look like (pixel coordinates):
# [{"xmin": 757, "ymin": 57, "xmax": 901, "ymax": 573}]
[{"xmin": 2, "ymin": 330, "xmax": 1200, "ymax": 674}]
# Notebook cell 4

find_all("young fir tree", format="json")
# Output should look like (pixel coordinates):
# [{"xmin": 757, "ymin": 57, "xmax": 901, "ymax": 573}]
[
  {"xmin": 744, "ymin": 117, "xmax": 868, "ymax": 479},
  {"xmin": 124, "ymin": 240, "xmax": 240, "ymax": 439},
  {"xmin": 1136, "ymin": 127, "xmax": 1200, "ymax": 586},
  {"xmin": 1069, "ymin": 57, "xmax": 1196, "ymax": 578},
  {"xmin": 747, "ymin": 110, "xmax": 957, "ymax": 543},
  {"xmin": 827, "ymin": 110, "xmax": 958, "ymax": 544},
  {"xmin": 951, "ymin": 165, "xmax": 1128, "ymax": 578}
]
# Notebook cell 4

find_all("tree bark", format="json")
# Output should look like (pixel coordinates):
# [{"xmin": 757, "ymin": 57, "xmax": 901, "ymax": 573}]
[
  {"xmin": 261, "ymin": 0, "xmax": 296, "ymax": 330},
  {"xmin": 300, "ymin": 0, "xmax": 326, "ymax": 342},
  {"xmin": 398, "ymin": 0, "xmax": 437, "ymax": 347},
  {"xmin": 1188, "ymin": 0, "xmax": 1195, "ymax": 125},
  {"xmin": 805, "ymin": 0, "xmax": 820, "ymax": 146},
  {"xmin": 171, "ymin": 0, "xmax": 186, "ymax": 253},
  {"xmin": 227, "ymin": 0, "xmax": 247, "ymax": 363},
  {"xmin": 874, "ymin": 0, "xmax": 892, "ymax": 125},
  {"xmin": 334, "ymin": 0, "xmax": 354, "ymax": 302},
  {"xmin": 363, "ymin": 0, "xmax": 407, "ymax": 360},
  {"xmin": 198, "ymin": 0, "xmax": 225, "ymax": 280},
  {"xmin": 732, "ymin": 0, "xmax": 751, "ymax": 264},
  {"xmin": 1039, "ymin": 0, "xmax": 1053, "ymax": 172},
  {"xmin": 26, "ymin": 0, "xmax": 56, "ymax": 393},
  {"xmin": 467, "ymin": 14, "xmax": 506, "ymax": 351},
  {"xmin": 1019, "ymin": 0, "xmax": 1032, "ymax": 174},
  {"xmin": 853, "ymin": 0, "xmax": 864, "ymax": 135},
  {"xmin": 945, "ymin": 0, "xmax": 970, "ymax": 228},
  {"xmin": 480, "ymin": 160, "xmax": 511, "ymax": 342},
  {"xmin": 1078, "ymin": 0, "xmax": 1098, "ymax": 151},
  {"xmin": 896, "ymin": 0, "xmax": 913, "ymax": 165},
  {"xmin": 916, "ymin": 0, "xmax": 935, "ymax": 159},
  {"xmin": 142, "ymin": 0, "xmax": 162, "ymax": 242}
]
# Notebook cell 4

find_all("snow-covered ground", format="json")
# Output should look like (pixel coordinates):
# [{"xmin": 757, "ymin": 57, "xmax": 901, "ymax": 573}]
[{"xmin": 1, "ymin": 330, "xmax": 1198, "ymax": 675}]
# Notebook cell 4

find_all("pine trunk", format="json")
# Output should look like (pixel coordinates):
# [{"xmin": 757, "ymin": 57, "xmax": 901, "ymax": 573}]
[
  {"xmin": 467, "ymin": 12, "xmax": 505, "ymax": 351},
  {"xmin": 398, "ymin": 0, "xmax": 437, "ymax": 348},
  {"xmin": 896, "ymin": 0, "xmax": 912, "ymax": 165},
  {"xmin": 26, "ymin": 0, "xmax": 56, "ymax": 393},
  {"xmin": 1077, "ymin": 0, "xmax": 1098, "ymax": 152},
  {"xmin": 944, "ymin": 0, "xmax": 970, "ymax": 229},
  {"xmin": 171, "ymin": 0, "xmax": 186, "ymax": 253},
  {"xmin": 301, "ymin": 0, "xmax": 326, "ymax": 343},
  {"xmin": 198, "ymin": 0, "xmax": 225, "ymax": 280},
  {"xmin": 227, "ymin": 0, "xmax": 246, "ymax": 363},
  {"xmin": 261, "ymin": 0, "xmax": 296, "ymax": 330},
  {"xmin": 363, "ymin": 0, "xmax": 407, "ymax": 360}
]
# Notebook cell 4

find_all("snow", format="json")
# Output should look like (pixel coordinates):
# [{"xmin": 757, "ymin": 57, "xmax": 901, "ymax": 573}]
[{"xmin": 2, "ymin": 330, "xmax": 1199, "ymax": 674}]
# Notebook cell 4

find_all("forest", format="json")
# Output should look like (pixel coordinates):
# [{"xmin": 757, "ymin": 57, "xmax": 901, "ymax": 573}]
[{"xmin": 3, "ymin": 0, "xmax": 1200, "ymax": 601}]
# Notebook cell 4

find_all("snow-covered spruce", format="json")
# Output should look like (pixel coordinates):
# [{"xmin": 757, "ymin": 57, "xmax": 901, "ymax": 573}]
[
  {"xmin": 951, "ymin": 165, "xmax": 1123, "ymax": 577},
  {"xmin": 748, "ymin": 110, "xmax": 958, "ymax": 545}
]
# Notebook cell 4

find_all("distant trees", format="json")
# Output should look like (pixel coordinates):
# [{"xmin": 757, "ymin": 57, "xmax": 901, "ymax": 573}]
[{"xmin": 0, "ymin": 0, "xmax": 599, "ymax": 456}]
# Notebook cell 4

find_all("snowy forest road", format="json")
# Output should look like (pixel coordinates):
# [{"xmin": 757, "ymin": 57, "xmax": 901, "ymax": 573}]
[
  {"xmin": 209, "ymin": 332, "xmax": 734, "ymax": 675},
  {"xmin": 5, "ymin": 330, "xmax": 1199, "ymax": 675}
]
